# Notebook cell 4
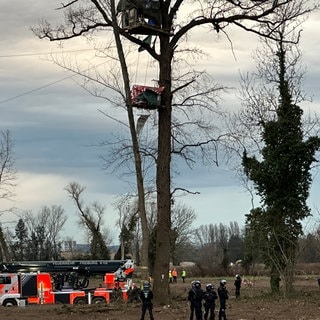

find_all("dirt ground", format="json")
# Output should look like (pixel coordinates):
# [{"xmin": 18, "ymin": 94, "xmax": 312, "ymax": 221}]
[{"xmin": 1, "ymin": 276, "xmax": 320, "ymax": 320}]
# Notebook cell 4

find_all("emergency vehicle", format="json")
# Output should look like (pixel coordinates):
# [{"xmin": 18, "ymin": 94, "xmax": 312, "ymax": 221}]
[{"xmin": 0, "ymin": 259, "xmax": 134, "ymax": 306}]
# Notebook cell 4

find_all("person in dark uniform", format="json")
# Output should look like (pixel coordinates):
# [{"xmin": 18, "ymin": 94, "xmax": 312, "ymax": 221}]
[
  {"xmin": 194, "ymin": 281, "xmax": 204, "ymax": 320},
  {"xmin": 140, "ymin": 281, "xmax": 154, "ymax": 320},
  {"xmin": 188, "ymin": 280, "xmax": 204, "ymax": 320},
  {"xmin": 234, "ymin": 274, "xmax": 242, "ymax": 299},
  {"xmin": 203, "ymin": 283, "xmax": 218, "ymax": 320},
  {"xmin": 188, "ymin": 281, "xmax": 197, "ymax": 320},
  {"xmin": 217, "ymin": 279, "xmax": 229, "ymax": 320}
]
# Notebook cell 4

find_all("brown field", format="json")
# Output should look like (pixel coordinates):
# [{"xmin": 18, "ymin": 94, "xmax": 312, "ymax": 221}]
[{"xmin": 1, "ymin": 276, "xmax": 320, "ymax": 320}]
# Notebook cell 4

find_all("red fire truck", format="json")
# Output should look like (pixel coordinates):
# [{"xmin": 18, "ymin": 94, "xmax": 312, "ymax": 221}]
[{"xmin": 0, "ymin": 259, "xmax": 134, "ymax": 306}]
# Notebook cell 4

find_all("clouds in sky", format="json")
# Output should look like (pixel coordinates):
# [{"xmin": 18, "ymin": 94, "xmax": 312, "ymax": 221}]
[{"xmin": 1, "ymin": 1, "xmax": 320, "ymax": 242}]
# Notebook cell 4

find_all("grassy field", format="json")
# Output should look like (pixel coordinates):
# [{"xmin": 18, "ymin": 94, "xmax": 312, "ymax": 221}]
[{"xmin": 1, "ymin": 275, "xmax": 320, "ymax": 319}]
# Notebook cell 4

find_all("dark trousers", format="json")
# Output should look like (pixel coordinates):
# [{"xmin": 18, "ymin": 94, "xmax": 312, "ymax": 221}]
[
  {"xmin": 190, "ymin": 303, "xmax": 195, "ymax": 320},
  {"xmin": 141, "ymin": 302, "xmax": 154, "ymax": 320},
  {"xmin": 204, "ymin": 303, "xmax": 215, "ymax": 320},
  {"xmin": 218, "ymin": 301, "xmax": 227, "ymax": 320},
  {"xmin": 195, "ymin": 301, "xmax": 203, "ymax": 320}
]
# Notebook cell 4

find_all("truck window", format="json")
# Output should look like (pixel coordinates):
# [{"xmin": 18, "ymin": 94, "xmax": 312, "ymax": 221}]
[{"xmin": 0, "ymin": 276, "xmax": 11, "ymax": 284}]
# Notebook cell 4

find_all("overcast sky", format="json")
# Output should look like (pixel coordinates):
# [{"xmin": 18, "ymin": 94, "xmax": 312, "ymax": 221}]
[{"xmin": 1, "ymin": 1, "xmax": 320, "ymax": 243}]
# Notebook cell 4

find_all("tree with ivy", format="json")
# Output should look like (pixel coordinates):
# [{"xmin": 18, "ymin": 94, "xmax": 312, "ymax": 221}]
[{"xmin": 242, "ymin": 32, "xmax": 320, "ymax": 295}]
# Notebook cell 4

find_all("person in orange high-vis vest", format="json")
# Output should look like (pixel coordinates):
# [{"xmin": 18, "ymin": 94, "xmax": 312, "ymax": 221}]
[{"xmin": 172, "ymin": 268, "xmax": 178, "ymax": 283}]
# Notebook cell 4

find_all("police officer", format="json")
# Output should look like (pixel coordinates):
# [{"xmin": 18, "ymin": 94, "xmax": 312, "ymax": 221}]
[
  {"xmin": 188, "ymin": 280, "xmax": 204, "ymax": 320},
  {"xmin": 234, "ymin": 274, "xmax": 242, "ymax": 299},
  {"xmin": 196, "ymin": 281, "xmax": 205, "ymax": 320},
  {"xmin": 188, "ymin": 281, "xmax": 197, "ymax": 320},
  {"xmin": 217, "ymin": 279, "xmax": 229, "ymax": 320},
  {"xmin": 203, "ymin": 284, "xmax": 218, "ymax": 320},
  {"xmin": 140, "ymin": 281, "xmax": 154, "ymax": 320}
]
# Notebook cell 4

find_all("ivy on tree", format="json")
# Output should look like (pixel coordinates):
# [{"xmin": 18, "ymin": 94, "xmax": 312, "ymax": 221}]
[{"xmin": 243, "ymin": 40, "xmax": 320, "ymax": 294}]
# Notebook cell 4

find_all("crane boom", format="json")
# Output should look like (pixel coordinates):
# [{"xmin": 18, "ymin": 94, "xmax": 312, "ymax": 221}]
[
  {"xmin": 0, "ymin": 259, "xmax": 134, "ymax": 290},
  {"xmin": 0, "ymin": 260, "xmax": 133, "ymax": 276}
]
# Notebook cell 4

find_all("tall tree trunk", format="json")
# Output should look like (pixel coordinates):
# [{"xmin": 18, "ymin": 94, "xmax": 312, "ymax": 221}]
[
  {"xmin": 283, "ymin": 264, "xmax": 294, "ymax": 297},
  {"xmin": 110, "ymin": 0, "xmax": 149, "ymax": 268},
  {"xmin": 120, "ymin": 235, "xmax": 125, "ymax": 260},
  {"xmin": 270, "ymin": 265, "xmax": 281, "ymax": 294},
  {"xmin": 0, "ymin": 225, "xmax": 11, "ymax": 262},
  {"xmin": 283, "ymin": 245, "xmax": 295, "ymax": 297},
  {"xmin": 152, "ymin": 35, "xmax": 173, "ymax": 305}
]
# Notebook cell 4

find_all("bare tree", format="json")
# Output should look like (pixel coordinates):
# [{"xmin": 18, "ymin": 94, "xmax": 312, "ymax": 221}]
[
  {"xmin": 31, "ymin": 0, "xmax": 319, "ymax": 304},
  {"xmin": 0, "ymin": 130, "xmax": 16, "ymax": 261},
  {"xmin": 194, "ymin": 223, "xmax": 231, "ymax": 274},
  {"xmin": 170, "ymin": 202, "xmax": 197, "ymax": 265},
  {"xmin": 65, "ymin": 182, "xmax": 111, "ymax": 259},
  {"xmin": 114, "ymin": 195, "xmax": 139, "ymax": 260},
  {"xmin": 23, "ymin": 205, "xmax": 67, "ymax": 260}
]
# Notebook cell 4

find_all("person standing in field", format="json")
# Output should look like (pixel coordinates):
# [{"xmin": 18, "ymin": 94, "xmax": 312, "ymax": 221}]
[
  {"xmin": 203, "ymin": 284, "xmax": 218, "ymax": 320},
  {"xmin": 234, "ymin": 274, "xmax": 242, "ymax": 299},
  {"xmin": 217, "ymin": 280, "xmax": 229, "ymax": 320},
  {"xmin": 172, "ymin": 268, "xmax": 178, "ymax": 283},
  {"xmin": 181, "ymin": 269, "xmax": 186, "ymax": 283},
  {"xmin": 188, "ymin": 281, "xmax": 197, "ymax": 320},
  {"xmin": 188, "ymin": 280, "xmax": 204, "ymax": 320},
  {"xmin": 140, "ymin": 281, "xmax": 154, "ymax": 320}
]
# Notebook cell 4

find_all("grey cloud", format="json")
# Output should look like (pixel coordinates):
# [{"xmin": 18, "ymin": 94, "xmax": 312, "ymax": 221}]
[{"xmin": 1, "ymin": 2, "xmax": 320, "ymax": 241}]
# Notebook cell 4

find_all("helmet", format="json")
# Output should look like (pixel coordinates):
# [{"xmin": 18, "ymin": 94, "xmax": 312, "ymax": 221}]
[
  {"xmin": 143, "ymin": 281, "xmax": 150, "ymax": 290},
  {"xmin": 194, "ymin": 280, "xmax": 201, "ymax": 288},
  {"xmin": 220, "ymin": 279, "xmax": 227, "ymax": 286},
  {"xmin": 206, "ymin": 284, "xmax": 213, "ymax": 291}
]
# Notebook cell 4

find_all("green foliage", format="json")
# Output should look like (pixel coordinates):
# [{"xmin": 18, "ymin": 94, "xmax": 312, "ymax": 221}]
[
  {"xmin": 10, "ymin": 218, "xmax": 64, "ymax": 261},
  {"xmin": 242, "ymin": 210, "xmax": 265, "ymax": 273},
  {"xmin": 243, "ymin": 42, "xmax": 320, "ymax": 293},
  {"xmin": 11, "ymin": 219, "xmax": 28, "ymax": 260}
]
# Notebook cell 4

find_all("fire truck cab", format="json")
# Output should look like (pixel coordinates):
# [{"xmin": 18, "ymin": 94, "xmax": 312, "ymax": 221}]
[{"xmin": 0, "ymin": 272, "xmax": 88, "ymax": 306}]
